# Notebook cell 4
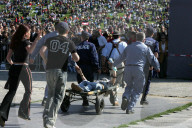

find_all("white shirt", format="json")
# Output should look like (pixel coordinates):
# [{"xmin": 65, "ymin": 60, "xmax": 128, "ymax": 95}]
[
  {"xmin": 102, "ymin": 38, "xmax": 127, "ymax": 61},
  {"xmin": 161, "ymin": 43, "xmax": 165, "ymax": 52}
]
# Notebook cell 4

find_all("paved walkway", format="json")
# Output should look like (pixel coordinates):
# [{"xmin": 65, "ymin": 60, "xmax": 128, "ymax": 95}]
[
  {"xmin": 129, "ymin": 106, "xmax": 192, "ymax": 128},
  {"xmin": 0, "ymin": 70, "xmax": 192, "ymax": 128}
]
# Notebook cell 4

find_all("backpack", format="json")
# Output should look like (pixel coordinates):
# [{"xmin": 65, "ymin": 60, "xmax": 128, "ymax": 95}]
[{"xmin": 108, "ymin": 40, "xmax": 121, "ymax": 59}]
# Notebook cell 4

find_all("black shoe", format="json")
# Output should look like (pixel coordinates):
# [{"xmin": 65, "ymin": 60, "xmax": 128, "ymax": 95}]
[
  {"xmin": 82, "ymin": 100, "xmax": 89, "ymax": 107},
  {"xmin": 0, "ymin": 116, "xmax": 5, "ymax": 127},
  {"xmin": 18, "ymin": 112, "xmax": 31, "ymax": 120},
  {"xmin": 42, "ymin": 97, "xmax": 47, "ymax": 106},
  {"xmin": 140, "ymin": 100, "xmax": 149, "ymax": 105},
  {"xmin": 126, "ymin": 109, "xmax": 134, "ymax": 114},
  {"xmin": 121, "ymin": 97, "xmax": 128, "ymax": 111}
]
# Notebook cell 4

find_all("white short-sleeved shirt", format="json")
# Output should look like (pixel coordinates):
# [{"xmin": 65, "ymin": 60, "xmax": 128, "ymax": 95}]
[{"xmin": 102, "ymin": 38, "xmax": 127, "ymax": 61}]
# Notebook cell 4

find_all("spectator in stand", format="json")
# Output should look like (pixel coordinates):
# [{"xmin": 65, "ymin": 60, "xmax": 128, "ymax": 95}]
[
  {"xmin": 30, "ymin": 25, "xmax": 38, "ymax": 42},
  {"xmin": 158, "ymin": 34, "xmax": 168, "ymax": 78}
]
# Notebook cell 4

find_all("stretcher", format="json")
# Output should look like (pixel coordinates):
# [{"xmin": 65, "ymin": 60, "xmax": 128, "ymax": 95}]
[{"xmin": 60, "ymin": 85, "xmax": 118, "ymax": 115}]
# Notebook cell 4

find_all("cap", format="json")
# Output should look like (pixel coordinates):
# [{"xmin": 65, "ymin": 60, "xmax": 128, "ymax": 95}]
[
  {"xmin": 81, "ymin": 31, "xmax": 90, "ymax": 40},
  {"xmin": 113, "ymin": 31, "xmax": 121, "ymax": 36},
  {"xmin": 55, "ymin": 22, "xmax": 69, "ymax": 32}
]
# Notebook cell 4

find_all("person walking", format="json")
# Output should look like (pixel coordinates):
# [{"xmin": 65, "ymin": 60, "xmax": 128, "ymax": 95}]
[
  {"xmin": 102, "ymin": 31, "xmax": 127, "ymax": 106},
  {"xmin": 30, "ymin": 25, "xmax": 58, "ymax": 106},
  {"xmin": 140, "ymin": 27, "xmax": 159, "ymax": 105},
  {"xmin": 112, "ymin": 32, "xmax": 160, "ymax": 114},
  {"xmin": 0, "ymin": 24, "xmax": 40, "ymax": 127},
  {"xmin": 76, "ymin": 31, "xmax": 100, "ymax": 106},
  {"xmin": 40, "ymin": 22, "xmax": 79, "ymax": 128}
]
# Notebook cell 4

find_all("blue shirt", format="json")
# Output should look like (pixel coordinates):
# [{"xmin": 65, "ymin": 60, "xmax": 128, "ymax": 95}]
[
  {"xmin": 113, "ymin": 42, "xmax": 160, "ymax": 71},
  {"xmin": 30, "ymin": 31, "xmax": 58, "ymax": 60},
  {"xmin": 76, "ymin": 41, "xmax": 99, "ymax": 70},
  {"xmin": 144, "ymin": 37, "xmax": 159, "ymax": 53}
]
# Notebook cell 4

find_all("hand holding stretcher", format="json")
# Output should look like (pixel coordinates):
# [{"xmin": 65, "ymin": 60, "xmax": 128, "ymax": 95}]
[{"xmin": 60, "ymin": 64, "xmax": 118, "ymax": 115}]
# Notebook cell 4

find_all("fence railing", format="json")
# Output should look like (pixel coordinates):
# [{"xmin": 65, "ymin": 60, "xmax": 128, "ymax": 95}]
[{"xmin": 0, "ymin": 44, "xmax": 43, "ymax": 71}]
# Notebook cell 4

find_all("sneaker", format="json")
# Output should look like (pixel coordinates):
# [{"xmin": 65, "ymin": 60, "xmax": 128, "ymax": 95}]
[
  {"xmin": 126, "ymin": 109, "xmax": 134, "ymax": 114},
  {"xmin": 44, "ymin": 124, "xmax": 56, "ymax": 128},
  {"xmin": 82, "ymin": 100, "xmax": 89, "ymax": 106},
  {"xmin": 0, "ymin": 116, "xmax": 5, "ymax": 127},
  {"xmin": 18, "ymin": 112, "xmax": 31, "ymax": 120},
  {"xmin": 71, "ymin": 83, "xmax": 83, "ymax": 92},
  {"xmin": 42, "ymin": 97, "xmax": 47, "ymax": 106},
  {"xmin": 140, "ymin": 100, "xmax": 149, "ymax": 105},
  {"xmin": 121, "ymin": 97, "xmax": 128, "ymax": 111}
]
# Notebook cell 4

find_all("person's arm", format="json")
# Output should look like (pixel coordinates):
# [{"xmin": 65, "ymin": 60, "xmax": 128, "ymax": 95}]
[
  {"xmin": 113, "ymin": 47, "xmax": 127, "ymax": 67},
  {"xmin": 150, "ymin": 41, "xmax": 159, "ymax": 70},
  {"xmin": 40, "ymin": 45, "xmax": 47, "ymax": 64},
  {"xmin": 30, "ymin": 36, "xmax": 45, "ymax": 63},
  {"xmin": 26, "ymin": 34, "xmax": 41, "ymax": 54},
  {"xmin": 154, "ymin": 41, "xmax": 159, "ymax": 58},
  {"xmin": 71, "ymin": 52, "xmax": 79, "ymax": 62},
  {"xmin": 109, "ymin": 70, "xmax": 117, "ymax": 85},
  {"xmin": 6, "ymin": 49, "xmax": 14, "ymax": 65},
  {"xmin": 147, "ymin": 47, "xmax": 160, "ymax": 72},
  {"xmin": 75, "ymin": 65, "xmax": 87, "ymax": 81}
]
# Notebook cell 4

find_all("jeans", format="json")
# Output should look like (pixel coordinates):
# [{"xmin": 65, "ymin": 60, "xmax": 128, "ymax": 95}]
[
  {"xmin": 79, "ymin": 80, "xmax": 103, "ymax": 92},
  {"xmin": 43, "ymin": 69, "xmax": 67, "ymax": 127}
]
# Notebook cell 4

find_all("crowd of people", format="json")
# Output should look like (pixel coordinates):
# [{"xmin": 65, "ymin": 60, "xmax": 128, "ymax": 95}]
[
  {"xmin": 0, "ymin": 0, "xmax": 169, "ymax": 72},
  {"xmin": 0, "ymin": 0, "xmax": 169, "ymax": 127}
]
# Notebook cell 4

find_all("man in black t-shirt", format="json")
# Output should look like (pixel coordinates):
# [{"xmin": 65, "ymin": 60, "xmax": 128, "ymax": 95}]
[{"xmin": 40, "ymin": 22, "xmax": 79, "ymax": 128}]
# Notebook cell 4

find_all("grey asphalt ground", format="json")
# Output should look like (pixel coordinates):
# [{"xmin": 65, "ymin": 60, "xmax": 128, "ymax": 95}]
[{"xmin": 0, "ymin": 70, "xmax": 192, "ymax": 128}]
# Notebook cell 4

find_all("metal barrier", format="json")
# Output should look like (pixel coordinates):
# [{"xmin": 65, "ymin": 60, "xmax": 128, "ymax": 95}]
[
  {"xmin": 0, "ymin": 44, "xmax": 43, "ymax": 71},
  {"xmin": 0, "ymin": 43, "xmax": 9, "ymax": 70}
]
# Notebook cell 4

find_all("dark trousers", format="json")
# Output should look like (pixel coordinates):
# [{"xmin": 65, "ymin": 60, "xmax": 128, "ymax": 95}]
[
  {"xmin": 141, "ymin": 70, "xmax": 152, "ymax": 101},
  {"xmin": 0, "ymin": 65, "xmax": 32, "ymax": 121},
  {"xmin": 76, "ymin": 64, "xmax": 94, "ymax": 84},
  {"xmin": 159, "ymin": 56, "xmax": 167, "ymax": 78},
  {"xmin": 76, "ymin": 64, "xmax": 94, "ymax": 102}
]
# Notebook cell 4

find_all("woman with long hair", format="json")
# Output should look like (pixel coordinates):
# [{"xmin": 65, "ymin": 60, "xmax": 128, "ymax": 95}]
[{"xmin": 0, "ymin": 24, "xmax": 40, "ymax": 127}]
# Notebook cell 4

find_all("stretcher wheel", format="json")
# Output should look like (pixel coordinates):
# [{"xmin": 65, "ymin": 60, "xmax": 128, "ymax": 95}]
[
  {"xmin": 60, "ymin": 95, "xmax": 70, "ymax": 112},
  {"xmin": 95, "ymin": 97, "xmax": 105, "ymax": 115}
]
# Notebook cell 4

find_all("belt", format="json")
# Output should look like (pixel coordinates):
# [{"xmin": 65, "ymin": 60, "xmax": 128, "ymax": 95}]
[
  {"xmin": 14, "ymin": 64, "xmax": 28, "ymax": 66},
  {"xmin": 126, "ymin": 64, "xmax": 139, "ymax": 66}
]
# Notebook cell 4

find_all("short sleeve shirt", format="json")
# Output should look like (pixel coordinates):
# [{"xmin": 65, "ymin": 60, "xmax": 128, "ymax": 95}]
[
  {"xmin": 12, "ymin": 39, "xmax": 30, "ymax": 63},
  {"xmin": 145, "ymin": 37, "xmax": 159, "ymax": 53},
  {"xmin": 44, "ymin": 35, "xmax": 76, "ymax": 71}
]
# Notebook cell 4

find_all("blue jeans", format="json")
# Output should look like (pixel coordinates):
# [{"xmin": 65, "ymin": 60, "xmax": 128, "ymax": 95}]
[
  {"xmin": 79, "ymin": 80, "xmax": 103, "ymax": 92},
  {"xmin": 43, "ymin": 69, "xmax": 67, "ymax": 127}
]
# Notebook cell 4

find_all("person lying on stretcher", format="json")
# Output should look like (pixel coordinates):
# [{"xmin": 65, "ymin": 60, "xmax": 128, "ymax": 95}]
[{"xmin": 71, "ymin": 65, "xmax": 117, "ymax": 92}]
